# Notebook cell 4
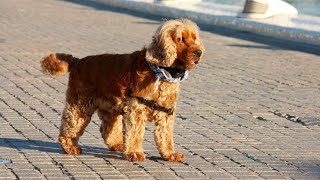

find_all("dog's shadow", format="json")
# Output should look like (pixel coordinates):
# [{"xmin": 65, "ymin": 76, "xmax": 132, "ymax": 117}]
[{"xmin": 0, "ymin": 138, "xmax": 123, "ymax": 160}]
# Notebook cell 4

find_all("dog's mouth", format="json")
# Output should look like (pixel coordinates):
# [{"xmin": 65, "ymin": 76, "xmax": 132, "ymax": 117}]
[{"xmin": 175, "ymin": 59, "xmax": 199, "ymax": 70}]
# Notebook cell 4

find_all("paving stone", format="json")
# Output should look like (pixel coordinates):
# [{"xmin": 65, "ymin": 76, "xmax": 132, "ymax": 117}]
[{"xmin": 204, "ymin": 171, "xmax": 237, "ymax": 179}]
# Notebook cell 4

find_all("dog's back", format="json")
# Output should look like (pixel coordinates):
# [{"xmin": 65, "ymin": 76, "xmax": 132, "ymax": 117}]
[{"xmin": 41, "ymin": 50, "xmax": 146, "ymax": 98}]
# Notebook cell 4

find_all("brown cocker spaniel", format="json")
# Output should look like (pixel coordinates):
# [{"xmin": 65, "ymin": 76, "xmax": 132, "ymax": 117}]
[{"xmin": 41, "ymin": 19, "xmax": 204, "ymax": 162}]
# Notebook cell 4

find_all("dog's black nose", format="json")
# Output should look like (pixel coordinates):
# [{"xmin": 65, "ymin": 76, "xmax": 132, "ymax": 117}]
[{"xmin": 193, "ymin": 50, "xmax": 202, "ymax": 57}]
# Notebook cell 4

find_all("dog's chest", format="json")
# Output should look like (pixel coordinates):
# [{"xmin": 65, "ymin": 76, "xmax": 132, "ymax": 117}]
[
  {"xmin": 151, "ymin": 81, "xmax": 179, "ymax": 108},
  {"xmin": 137, "ymin": 81, "xmax": 179, "ymax": 122},
  {"xmin": 155, "ymin": 81, "xmax": 178, "ymax": 98}
]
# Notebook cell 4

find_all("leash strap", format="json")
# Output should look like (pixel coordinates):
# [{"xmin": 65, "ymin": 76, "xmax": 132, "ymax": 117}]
[
  {"xmin": 135, "ymin": 96, "xmax": 173, "ymax": 115},
  {"xmin": 128, "ymin": 89, "xmax": 173, "ymax": 115}
]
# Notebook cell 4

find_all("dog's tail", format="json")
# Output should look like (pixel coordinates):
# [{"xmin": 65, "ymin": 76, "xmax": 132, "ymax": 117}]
[{"xmin": 40, "ymin": 53, "xmax": 79, "ymax": 76}]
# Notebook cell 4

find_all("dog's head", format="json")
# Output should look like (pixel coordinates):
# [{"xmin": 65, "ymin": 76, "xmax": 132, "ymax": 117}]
[{"xmin": 146, "ymin": 19, "xmax": 204, "ymax": 71}]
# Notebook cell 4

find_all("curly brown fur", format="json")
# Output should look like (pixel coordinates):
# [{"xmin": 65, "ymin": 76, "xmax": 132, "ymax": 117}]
[
  {"xmin": 40, "ymin": 19, "xmax": 204, "ymax": 162},
  {"xmin": 41, "ymin": 53, "xmax": 78, "ymax": 76}
]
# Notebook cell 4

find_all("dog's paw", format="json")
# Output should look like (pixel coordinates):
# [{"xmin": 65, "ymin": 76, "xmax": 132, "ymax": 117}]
[
  {"xmin": 61, "ymin": 145, "xmax": 82, "ymax": 155},
  {"xmin": 164, "ymin": 152, "xmax": 185, "ymax": 162},
  {"xmin": 124, "ymin": 152, "xmax": 145, "ymax": 161},
  {"xmin": 109, "ymin": 144, "xmax": 124, "ymax": 152}
]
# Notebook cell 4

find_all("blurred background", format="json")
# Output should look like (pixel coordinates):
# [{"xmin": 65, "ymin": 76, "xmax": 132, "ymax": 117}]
[{"xmin": 204, "ymin": 0, "xmax": 320, "ymax": 16}]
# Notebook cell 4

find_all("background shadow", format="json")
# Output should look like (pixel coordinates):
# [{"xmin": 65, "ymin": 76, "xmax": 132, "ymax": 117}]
[{"xmin": 64, "ymin": 0, "xmax": 320, "ymax": 56}]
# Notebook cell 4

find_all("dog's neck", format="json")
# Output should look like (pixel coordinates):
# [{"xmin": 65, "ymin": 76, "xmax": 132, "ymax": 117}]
[{"xmin": 148, "ymin": 63, "xmax": 189, "ymax": 87}]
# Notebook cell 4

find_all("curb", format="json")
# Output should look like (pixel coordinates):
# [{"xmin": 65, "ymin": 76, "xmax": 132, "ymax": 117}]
[{"xmin": 91, "ymin": 0, "xmax": 320, "ymax": 46}]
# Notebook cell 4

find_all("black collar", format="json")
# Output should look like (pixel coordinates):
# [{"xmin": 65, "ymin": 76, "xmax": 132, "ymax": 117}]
[
  {"xmin": 148, "ymin": 63, "xmax": 189, "ymax": 86},
  {"xmin": 161, "ymin": 67, "xmax": 187, "ymax": 79}
]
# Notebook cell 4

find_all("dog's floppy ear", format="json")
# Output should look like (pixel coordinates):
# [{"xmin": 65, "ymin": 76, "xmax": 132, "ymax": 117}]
[{"xmin": 146, "ymin": 20, "xmax": 181, "ymax": 67}]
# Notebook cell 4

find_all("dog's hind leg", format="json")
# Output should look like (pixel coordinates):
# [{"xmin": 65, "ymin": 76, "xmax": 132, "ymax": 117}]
[
  {"xmin": 58, "ymin": 101, "xmax": 95, "ymax": 155},
  {"xmin": 98, "ymin": 110, "xmax": 124, "ymax": 152}
]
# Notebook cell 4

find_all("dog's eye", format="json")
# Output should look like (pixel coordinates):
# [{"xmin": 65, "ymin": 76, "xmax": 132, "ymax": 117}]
[{"xmin": 177, "ymin": 37, "xmax": 184, "ymax": 43}]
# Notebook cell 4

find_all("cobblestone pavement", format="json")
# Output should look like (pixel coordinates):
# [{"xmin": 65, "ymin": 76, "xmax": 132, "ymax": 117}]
[{"xmin": 1, "ymin": 0, "xmax": 320, "ymax": 179}]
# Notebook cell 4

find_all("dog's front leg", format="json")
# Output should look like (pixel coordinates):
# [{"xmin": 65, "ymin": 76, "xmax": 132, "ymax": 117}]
[
  {"xmin": 154, "ymin": 114, "xmax": 184, "ymax": 162},
  {"xmin": 122, "ymin": 100, "xmax": 146, "ymax": 161}
]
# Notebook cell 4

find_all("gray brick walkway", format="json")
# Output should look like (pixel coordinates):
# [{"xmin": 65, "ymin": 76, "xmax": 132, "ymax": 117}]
[{"xmin": 0, "ymin": 0, "xmax": 320, "ymax": 179}]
